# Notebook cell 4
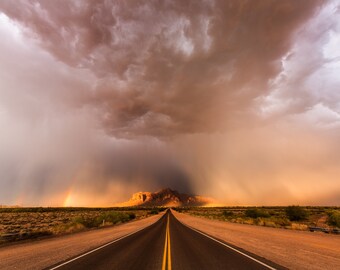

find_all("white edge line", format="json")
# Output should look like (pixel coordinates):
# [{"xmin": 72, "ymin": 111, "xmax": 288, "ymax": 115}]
[
  {"xmin": 175, "ymin": 216, "xmax": 277, "ymax": 270},
  {"xmin": 49, "ymin": 215, "xmax": 163, "ymax": 270}
]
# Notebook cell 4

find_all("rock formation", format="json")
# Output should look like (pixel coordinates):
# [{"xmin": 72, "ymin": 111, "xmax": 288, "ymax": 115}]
[{"xmin": 116, "ymin": 188, "xmax": 214, "ymax": 207}]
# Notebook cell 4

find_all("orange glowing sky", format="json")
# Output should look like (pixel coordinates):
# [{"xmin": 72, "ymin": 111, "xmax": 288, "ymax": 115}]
[{"xmin": 0, "ymin": 0, "xmax": 339, "ymax": 206}]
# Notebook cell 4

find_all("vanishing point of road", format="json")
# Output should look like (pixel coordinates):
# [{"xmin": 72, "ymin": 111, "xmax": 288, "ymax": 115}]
[{"xmin": 48, "ymin": 210, "xmax": 283, "ymax": 270}]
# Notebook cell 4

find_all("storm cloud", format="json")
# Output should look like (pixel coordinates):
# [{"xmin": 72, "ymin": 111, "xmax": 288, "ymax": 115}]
[{"xmin": 0, "ymin": 0, "xmax": 339, "ymax": 206}]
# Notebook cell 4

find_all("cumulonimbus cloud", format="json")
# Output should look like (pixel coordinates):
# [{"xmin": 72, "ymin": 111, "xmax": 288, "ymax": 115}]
[{"xmin": 0, "ymin": 0, "xmax": 339, "ymax": 206}]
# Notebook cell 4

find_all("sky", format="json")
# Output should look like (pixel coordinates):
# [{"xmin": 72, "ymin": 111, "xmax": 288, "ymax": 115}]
[{"xmin": 0, "ymin": 0, "xmax": 339, "ymax": 206}]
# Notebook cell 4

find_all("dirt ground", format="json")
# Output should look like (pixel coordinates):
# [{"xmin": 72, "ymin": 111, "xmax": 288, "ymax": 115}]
[
  {"xmin": 0, "ymin": 213, "xmax": 162, "ymax": 270},
  {"xmin": 172, "ymin": 210, "xmax": 340, "ymax": 270}
]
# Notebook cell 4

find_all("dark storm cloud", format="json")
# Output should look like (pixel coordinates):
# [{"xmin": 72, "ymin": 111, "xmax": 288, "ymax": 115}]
[
  {"xmin": 0, "ymin": 0, "xmax": 322, "ymax": 137},
  {"xmin": 1, "ymin": 0, "xmax": 339, "ymax": 206},
  {"xmin": 90, "ymin": 139, "xmax": 193, "ymax": 193}
]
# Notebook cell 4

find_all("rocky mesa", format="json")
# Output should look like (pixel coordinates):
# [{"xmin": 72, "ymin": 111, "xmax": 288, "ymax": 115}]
[{"xmin": 116, "ymin": 188, "xmax": 215, "ymax": 207}]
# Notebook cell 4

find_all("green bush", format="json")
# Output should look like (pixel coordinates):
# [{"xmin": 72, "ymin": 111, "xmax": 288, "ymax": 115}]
[
  {"xmin": 73, "ymin": 212, "xmax": 134, "ymax": 228},
  {"xmin": 102, "ymin": 212, "xmax": 132, "ymax": 224},
  {"xmin": 245, "ymin": 208, "xmax": 270, "ymax": 218},
  {"xmin": 73, "ymin": 216, "xmax": 101, "ymax": 228},
  {"xmin": 285, "ymin": 206, "xmax": 308, "ymax": 221},
  {"xmin": 327, "ymin": 211, "xmax": 340, "ymax": 227},
  {"xmin": 222, "ymin": 210, "xmax": 233, "ymax": 217},
  {"xmin": 271, "ymin": 217, "xmax": 291, "ymax": 227},
  {"xmin": 149, "ymin": 209, "xmax": 159, "ymax": 215},
  {"xmin": 129, "ymin": 213, "xmax": 136, "ymax": 220}
]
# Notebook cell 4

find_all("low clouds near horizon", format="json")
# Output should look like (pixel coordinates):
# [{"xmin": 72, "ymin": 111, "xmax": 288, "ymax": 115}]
[{"xmin": 0, "ymin": 0, "xmax": 339, "ymax": 206}]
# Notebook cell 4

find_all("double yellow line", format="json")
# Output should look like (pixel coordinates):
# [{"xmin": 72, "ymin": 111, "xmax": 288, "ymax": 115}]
[{"xmin": 162, "ymin": 214, "xmax": 172, "ymax": 270}]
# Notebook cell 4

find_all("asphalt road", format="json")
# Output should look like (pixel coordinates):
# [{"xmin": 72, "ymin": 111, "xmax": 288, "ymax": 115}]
[{"xmin": 48, "ymin": 210, "xmax": 281, "ymax": 270}]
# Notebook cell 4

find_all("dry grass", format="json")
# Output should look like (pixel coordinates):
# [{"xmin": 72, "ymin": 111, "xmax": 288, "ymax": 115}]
[
  {"xmin": 174, "ymin": 206, "xmax": 340, "ymax": 233},
  {"xmin": 0, "ymin": 207, "xmax": 164, "ymax": 244}
]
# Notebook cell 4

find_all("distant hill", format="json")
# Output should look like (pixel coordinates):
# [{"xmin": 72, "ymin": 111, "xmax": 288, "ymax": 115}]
[
  {"xmin": 0, "ymin": 205, "xmax": 22, "ymax": 208},
  {"xmin": 116, "ymin": 188, "xmax": 215, "ymax": 207}
]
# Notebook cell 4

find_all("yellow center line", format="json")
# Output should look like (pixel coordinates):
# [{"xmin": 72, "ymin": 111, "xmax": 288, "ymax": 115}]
[
  {"xmin": 167, "ymin": 214, "xmax": 172, "ymax": 270},
  {"xmin": 162, "ymin": 216, "xmax": 168, "ymax": 270},
  {"xmin": 161, "ymin": 213, "xmax": 172, "ymax": 270}
]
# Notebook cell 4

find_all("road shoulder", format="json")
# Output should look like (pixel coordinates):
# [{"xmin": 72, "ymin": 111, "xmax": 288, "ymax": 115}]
[{"xmin": 172, "ymin": 210, "xmax": 340, "ymax": 270}]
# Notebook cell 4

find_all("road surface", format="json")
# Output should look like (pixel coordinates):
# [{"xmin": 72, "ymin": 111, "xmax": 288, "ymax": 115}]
[{"xmin": 48, "ymin": 210, "xmax": 281, "ymax": 270}]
